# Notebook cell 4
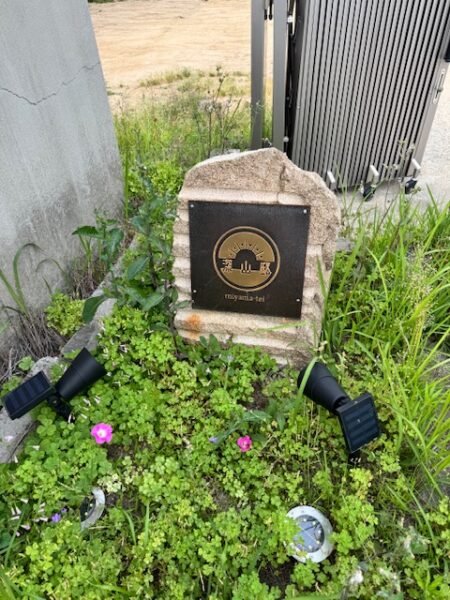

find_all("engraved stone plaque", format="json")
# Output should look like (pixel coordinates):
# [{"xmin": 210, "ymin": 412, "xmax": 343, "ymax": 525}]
[
  {"xmin": 173, "ymin": 148, "xmax": 340, "ymax": 366},
  {"xmin": 189, "ymin": 201, "xmax": 310, "ymax": 318}
]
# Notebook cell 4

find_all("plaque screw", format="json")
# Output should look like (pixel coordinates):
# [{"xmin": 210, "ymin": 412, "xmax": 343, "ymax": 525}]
[
  {"xmin": 296, "ymin": 298, "xmax": 301, "ymax": 302},
  {"xmin": 190, "ymin": 204, "xmax": 195, "ymax": 208},
  {"xmin": 303, "ymin": 209, "xmax": 308, "ymax": 214},
  {"xmin": 193, "ymin": 290, "xmax": 197, "ymax": 294}
]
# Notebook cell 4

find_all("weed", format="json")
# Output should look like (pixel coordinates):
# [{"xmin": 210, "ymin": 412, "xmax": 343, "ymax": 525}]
[
  {"xmin": 115, "ymin": 67, "xmax": 251, "ymax": 205},
  {"xmin": 321, "ymin": 195, "xmax": 450, "ymax": 487},
  {"xmin": 45, "ymin": 293, "xmax": 83, "ymax": 338},
  {"xmin": 1, "ymin": 303, "xmax": 449, "ymax": 598},
  {"xmin": 0, "ymin": 311, "xmax": 64, "ymax": 384},
  {"xmin": 139, "ymin": 68, "xmax": 193, "ymax": 88},
  {"xmin": 0, "ymin": 55, "xmax": 448, "ymax": 600},
  {"xmin": 192, "ymin": 67, "xmax": 247, "ymax": 158},
  {"xmin": 79, "ymin": 178, "xmax": 187, "ymax": 355},
  {"xmin": 73, "ymin": 217, "xmax": 124, "ymax": 278},
  {"xmin": 0, "ymin": 244, "xmax": 40, "ymax": 316},
  {"xmin": 0, "ymin": 245, "xmax": 65, "ymax": 382}
]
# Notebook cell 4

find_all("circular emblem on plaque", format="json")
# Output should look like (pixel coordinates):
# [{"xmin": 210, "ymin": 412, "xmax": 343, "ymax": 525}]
[{"xmin": 213, "ymin": 226, "xmax": 280, "ymax": 292}]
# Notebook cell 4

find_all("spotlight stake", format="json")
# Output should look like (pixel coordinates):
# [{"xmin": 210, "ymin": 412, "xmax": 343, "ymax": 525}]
[
  {"xmin": 298, "ymin": 362, "xmax": 381, "ymax": 454},
  {"xmin": 1, "ymin": 348, "xmax": 106, "ymax": 421}
]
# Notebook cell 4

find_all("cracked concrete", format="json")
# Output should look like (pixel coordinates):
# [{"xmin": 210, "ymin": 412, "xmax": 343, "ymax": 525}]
[
  {"xmin": 0, "ymin": 61, "xmax": 101, "ymax": 106},
  {"xmin": 0, "ymin": 0, "xmax": 123, "ymax": 317}
]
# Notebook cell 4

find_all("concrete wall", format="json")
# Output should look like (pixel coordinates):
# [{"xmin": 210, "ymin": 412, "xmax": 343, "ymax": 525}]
[{"xmin": 0, "ymin": 0, "xmax": 123, "ymax": 313}]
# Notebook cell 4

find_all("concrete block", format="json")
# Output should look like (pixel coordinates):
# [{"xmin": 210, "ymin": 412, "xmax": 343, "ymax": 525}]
[{"xmin": 0, "ymin": 0, "xmax": 123, "ymax": 325}]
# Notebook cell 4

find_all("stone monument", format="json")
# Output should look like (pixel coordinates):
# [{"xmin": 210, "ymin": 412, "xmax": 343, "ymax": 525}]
[{"xmin": 173, "ymin": 148, "xmax": 340, "ymax": 366}]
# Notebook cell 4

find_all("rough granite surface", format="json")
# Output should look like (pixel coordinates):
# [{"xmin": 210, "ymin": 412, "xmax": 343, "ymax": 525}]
[{"xmin": 173, "ymin": 148, "xmax": 340, "ymax": 366}]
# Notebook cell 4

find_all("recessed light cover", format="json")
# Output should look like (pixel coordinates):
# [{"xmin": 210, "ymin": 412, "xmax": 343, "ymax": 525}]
[
  {"xmin": 286, "ymin": 505, "xmax": 334, "ymax": 563},
  {"xmin": 80, "ymin": 487, "xmax": 105, "ymax": 530}
]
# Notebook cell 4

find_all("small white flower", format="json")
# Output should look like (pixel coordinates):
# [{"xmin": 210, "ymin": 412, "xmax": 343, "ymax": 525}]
[
  {"xmin": 348, "ymin": 567, "xmax": 364, "ymax": 587},
  {"xmin": 403, "ymin": 533, "xmax": 413, "ymax": 556},
  {"xmin": 378, "ymin": 568, "xmax": 401, "ymax": 592}
]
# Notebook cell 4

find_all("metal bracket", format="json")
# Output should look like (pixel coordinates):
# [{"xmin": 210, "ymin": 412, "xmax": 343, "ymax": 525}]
[
  {"xmin": 410, "ymin": 158, "xmax": 421, "ymax": 178},
  {"xmin": 326, "ymin": 171, "xmax": 337, "ymax": 190},
  {"xmin": 433, "ymin": 68, "xmax": 446, "ymax": 103},
  {"xmin": 367, "ymin": 165, "xmax": 380, "ymax": 184}
]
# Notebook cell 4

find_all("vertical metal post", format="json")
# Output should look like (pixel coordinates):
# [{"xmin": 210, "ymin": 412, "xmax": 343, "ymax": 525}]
[
  {"xmin": 272, "ymin": 0, "xmax": 289, "ymax": 150},
  {"xmin": 251, "ymin": 0, "xmax": 268, "ymax": 149}
]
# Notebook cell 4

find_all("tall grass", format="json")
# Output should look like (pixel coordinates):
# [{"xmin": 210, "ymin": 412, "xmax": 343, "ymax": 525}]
[
  {"xmin": 322, "ymin": 195, "xmax": 450, "ymax": 493},
  {"xmin": 115, "ymin": 71, "xmax": 251, "ymax": 202}
]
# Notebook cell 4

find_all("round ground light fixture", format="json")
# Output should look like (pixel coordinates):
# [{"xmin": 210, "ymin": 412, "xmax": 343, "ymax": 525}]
[
  {"xmin": 286, "ymin": 506, "xmax": 334, "ymax": 563},
  {"xmin": 80, "ymin": 487, "xmax": 106, "ymax": 530}
]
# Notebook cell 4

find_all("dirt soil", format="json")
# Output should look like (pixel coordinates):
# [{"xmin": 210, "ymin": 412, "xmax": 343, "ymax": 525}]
[{"xmin": 90, "ymin": 0, "xmax": 264, "ymax": 108}]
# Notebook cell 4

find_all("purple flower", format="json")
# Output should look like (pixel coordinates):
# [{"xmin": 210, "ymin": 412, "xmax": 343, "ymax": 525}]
[
  {"xmin": 237, "ymin": 435, "xmax": 253, "ymax": 453},
  {"xmin": 51, "ymin": 513, "xmax": 62, "ymax": 523},
  {"xmin": 209, "ymin": 436, "xmax": 219, "ymax": 444},
  {"xmin": 91, "ymin": 423, "xmax": 113, "ymax": 444}
]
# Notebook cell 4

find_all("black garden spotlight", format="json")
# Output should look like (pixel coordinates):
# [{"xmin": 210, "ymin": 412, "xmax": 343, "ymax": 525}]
[
  {"xmin": 298, "ymin": 362, "xmax": 380, "ymax": 455},
  {"xmin": 1, "ymin": 348, "xmax": 106, "ymax": 420}
]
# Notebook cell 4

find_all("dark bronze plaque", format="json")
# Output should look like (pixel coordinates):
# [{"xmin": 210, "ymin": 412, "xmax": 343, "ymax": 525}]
[{"xmin": 188, "ymin": 202, "xmax": 310, "ymax": 318}]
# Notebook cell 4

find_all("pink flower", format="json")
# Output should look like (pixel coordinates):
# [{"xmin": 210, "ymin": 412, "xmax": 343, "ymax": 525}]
[
  {"xmin": 91, "ymin": 423, "xmax": 113, "ymax": 444},
  {"xmin": 237, "ymin": 435, "xmax": 252, "ymax": 452}
]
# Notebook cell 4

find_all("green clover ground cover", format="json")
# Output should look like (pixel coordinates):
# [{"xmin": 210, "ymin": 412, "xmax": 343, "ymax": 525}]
[
  {"xmin": 0, "ymin": 88, "xmax": 449, "ymax": 597},
  {"xmin": 1, "ymin": 194, "xmax": 450, "ymax": 600}
]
